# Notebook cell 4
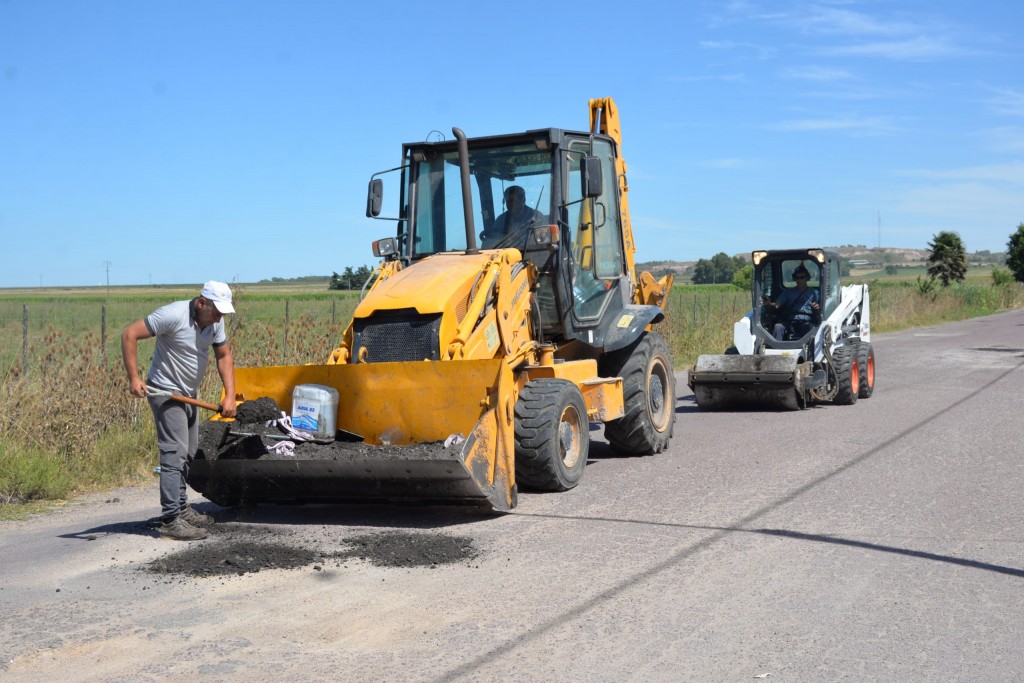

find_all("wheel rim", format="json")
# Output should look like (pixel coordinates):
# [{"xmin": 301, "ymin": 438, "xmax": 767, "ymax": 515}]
[
  {"xmin": 558, "ymin": 405, "xmax": 582, "ymax": 469},
  {"xmin": 866, "ymin": 353, "xmax": 875, "ymax": 388},
  {"xmin": 851, "ymin": 358, "xmax": 860, "ymax": 395},
  {"xmin": 648, "ymin": 356, "xmax": 672, "ymax": 431}
]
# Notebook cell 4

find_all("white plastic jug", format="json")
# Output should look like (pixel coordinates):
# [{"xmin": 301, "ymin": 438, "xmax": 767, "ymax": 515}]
[{"xmin": 290, "ymin": 384, "xmax": 339, "ymax": 439}]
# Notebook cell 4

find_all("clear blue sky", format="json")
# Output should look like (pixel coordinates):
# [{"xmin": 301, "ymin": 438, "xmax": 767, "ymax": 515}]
[{"xmin": 2, "ymin": 1, "xmax": 1022, "ymax": 288}]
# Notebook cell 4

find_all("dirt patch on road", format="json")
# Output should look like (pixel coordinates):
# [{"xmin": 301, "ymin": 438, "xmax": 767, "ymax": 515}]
[{"xmin": 144, "ymin": 525, "xmax": 478, "ymax": 577}]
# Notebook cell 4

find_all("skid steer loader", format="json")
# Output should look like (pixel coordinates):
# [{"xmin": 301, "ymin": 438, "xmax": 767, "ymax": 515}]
[
  {"xmin": 687, "ymin": 248, "xmax": 876, "ymax": 410},
  {"xmin": 189, "ymin": 98, "xmax": 676, "ymax": 511}
]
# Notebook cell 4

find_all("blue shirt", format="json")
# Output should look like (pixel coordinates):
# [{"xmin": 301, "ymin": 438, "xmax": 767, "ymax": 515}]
[{"xmin": 774, "ymin": 286, "xmax": 820, "ymax": 322}]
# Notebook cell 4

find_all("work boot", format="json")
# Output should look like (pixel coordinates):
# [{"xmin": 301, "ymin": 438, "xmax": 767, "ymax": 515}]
[
  {"xmin": 179, "ymin": 505, "xmax": 215, "ymax": 528},
  {"xmin": 158, "ymin": 516, "xmax": 208, "ymax": 541}
]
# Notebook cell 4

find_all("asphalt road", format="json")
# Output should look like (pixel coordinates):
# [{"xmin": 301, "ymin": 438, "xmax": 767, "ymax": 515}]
[{"xmin": 2, "ymin": 310, "xmax": 1023, "ymax": 682}]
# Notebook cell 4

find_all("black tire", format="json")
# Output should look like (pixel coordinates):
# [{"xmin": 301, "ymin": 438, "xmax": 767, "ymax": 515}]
[
  {"xmin": 855, "ymin": 342, "xmax": 875, "ymax": 399},
  {"xmin": 725, "ymin": 346, "xmax": 739, "ymax": 355},
  {"xmin": 599, "ymin": 332, "xmax": 676, "ymax": 455},
  {"xmin": 832, "ymin": 346, "xmax": 859, "ymax": 405},
  {"xmin": 514, "ymin": 379, "xmax": 589, "ymax": 492}
]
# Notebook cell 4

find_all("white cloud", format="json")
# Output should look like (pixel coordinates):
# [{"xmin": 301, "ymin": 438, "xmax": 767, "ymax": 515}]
[
  {"xmin": 664, "ymin": 73, "xmax": 747, "ymax": 83},
  {"xmin": 781, "ymin": 65, "xmax": 855, "ymax": 82},
  {"xmin": 768, "ymin": 115, "xmax": 899, "ymax": 134},
  {"xmin": 981, "ymin": 127, "xmax": 1024, "ymax": 154},
  {"xmin": 896, "ymin": 162, "xmax": 1024, "ymax": 185},
  {"xmin": 986, "ymin": 88, "xmax": 1024, "ymax": 117},
  {"xmin": 698, "ymin": 39, "xmax": 775, "ymax": 59},
  {"xmin": 788, "ymin": 6, "xmax": 917, "ymax": 37},
  {"xmin": 817, "ymin": 36, "xmax": 970, "ymax": 61},
  {"xmin": 702, "ymin": 158, "xmax": 752, "ymax": 170}
]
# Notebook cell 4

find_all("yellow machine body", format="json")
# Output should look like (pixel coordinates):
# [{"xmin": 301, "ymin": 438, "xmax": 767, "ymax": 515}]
[{"xmin": 190, "ymin": 98, "xmax": 674, "ymax": 511}]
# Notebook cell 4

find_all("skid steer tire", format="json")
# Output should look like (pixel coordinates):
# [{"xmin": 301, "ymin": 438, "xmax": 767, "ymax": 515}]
[
  {"xmin": 514, "ymin": 379, "xmax": 589, "ymax": 492},
  {"xmin": 855, "ymin": 342, "xmax": 876, "ymax": 399},
  {"xmin": 832, "ymin": 346, "xmax": 859, "ymax": 405},
  {"xmin": 599, "ymin": 332, "xmax": 676, "ymax": 455}
]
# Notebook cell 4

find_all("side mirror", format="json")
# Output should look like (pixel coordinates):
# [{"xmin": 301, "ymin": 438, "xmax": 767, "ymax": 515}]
[
  {"xmin": 581, "ymin": 156, "xmax": 603, "ymax": 198},
  {"xmin": 366, "ymin": 179, "xmax": 383, "ymax": 218}
]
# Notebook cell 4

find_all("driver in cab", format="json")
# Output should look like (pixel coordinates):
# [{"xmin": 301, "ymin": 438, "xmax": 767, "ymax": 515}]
[
  {"xmin": 481, "ymin": 185, "xmax": 546, "ymax": 248},
  {"xmin": 763, "ymin": 263, "xmax": 820, "ymax": 340}
]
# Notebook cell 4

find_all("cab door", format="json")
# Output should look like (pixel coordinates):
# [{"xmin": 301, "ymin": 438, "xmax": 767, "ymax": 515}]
[{"xmin": 564, "ymin": 137, "xmax": 627, "ymax": 325}]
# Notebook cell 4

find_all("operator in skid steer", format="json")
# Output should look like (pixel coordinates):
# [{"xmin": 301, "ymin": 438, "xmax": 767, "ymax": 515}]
[{"xmin": 763, "ymin": 263, "xmax": 821, "ymax": 340}]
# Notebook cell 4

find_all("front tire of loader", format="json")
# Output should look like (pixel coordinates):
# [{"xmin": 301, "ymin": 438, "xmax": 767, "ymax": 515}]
[
  {"xmin": 832, "ymin": 346, "xmax": 859, "ymax": 405},
  {"xmin": 855, "ymin": 342, "xmax": 875, "ymax": 398},
  {"xmin": 514, "ymin": 379, "xmax": 589, "ymax": 492},
  {"xmin": 599, "ymin": 332, "xmax": 676, "ymax": 455}
]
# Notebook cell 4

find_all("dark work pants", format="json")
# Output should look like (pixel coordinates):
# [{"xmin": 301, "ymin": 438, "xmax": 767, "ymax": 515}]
[{"xmin": 147, "ymin": 393, "xmax": 198, "ymax": 522}]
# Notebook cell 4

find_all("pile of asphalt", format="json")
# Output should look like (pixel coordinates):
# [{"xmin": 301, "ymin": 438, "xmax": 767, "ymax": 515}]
[
  {"xmin": 234, "ymin": 397, "xmax": 283, "ymax": 424},
  {"xmin": 196, "ymin": 421, "xmax": 452, "ymax": 462},
  {"xmin": 144, "ymin": 524, "xmax": 478, "ymax": 577}
]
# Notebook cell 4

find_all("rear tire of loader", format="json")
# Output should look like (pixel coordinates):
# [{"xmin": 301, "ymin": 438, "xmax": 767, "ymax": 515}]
[
  {"xmin": 855, "ymin": 342, "xmax": 875, "ymax": 399},
  {"xmin": 832, "ymin": 346, "xmax": 859, "ymax": 405},
  {"xmin": 599, "ymin": 332, "xmax": 676, "ymax": 455},
  {"xmin": 514, "ymin": 379, "xmax": 589, "ymax": 492}
]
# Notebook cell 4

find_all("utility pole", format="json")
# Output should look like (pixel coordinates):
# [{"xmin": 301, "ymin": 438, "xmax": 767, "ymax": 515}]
[
  {"xmin": 877, "ymin": 211, "xmax": 881, "ymax": 249},
  {"xmin": 103, "ymin": 261, "xmax": 112, "ymax": 297}
]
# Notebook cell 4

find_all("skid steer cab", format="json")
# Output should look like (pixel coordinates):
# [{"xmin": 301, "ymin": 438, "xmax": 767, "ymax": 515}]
[
  {"xmin": 688, "ymin": 248, "xmax": 876, "ymax": 411},
  {"xmin": 189, "ymin": 98, "xmax": 677, "ymax": 511}
]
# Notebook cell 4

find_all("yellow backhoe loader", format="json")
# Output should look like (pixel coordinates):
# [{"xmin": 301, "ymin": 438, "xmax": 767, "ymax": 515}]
[{"xmin": 190, "ymin": 98, "xmax": 675, "ymax": 511}]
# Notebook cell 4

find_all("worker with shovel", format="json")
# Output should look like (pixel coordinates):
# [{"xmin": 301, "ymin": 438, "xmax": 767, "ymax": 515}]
[{"xmin": 121, "ymin": 281, "xmax": 237, "ymax": 541}]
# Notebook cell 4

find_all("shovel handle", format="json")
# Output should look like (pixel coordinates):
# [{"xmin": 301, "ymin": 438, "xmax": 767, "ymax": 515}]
[
  {"xmin": 166, "ymin": 392, "xmax": 221, "ymax": 413},
  {"xmin": 159, "ymin": 393, "xmax": 220, "ymax": 413},
  {"xmin": 144, "ymin": 385, "xmax": 222, "ymax": 413}
]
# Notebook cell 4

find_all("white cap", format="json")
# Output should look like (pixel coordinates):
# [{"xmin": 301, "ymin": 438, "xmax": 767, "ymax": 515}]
[{"xmin": 200, "ymin": 280, "xmax": 235, "ymax": 314}]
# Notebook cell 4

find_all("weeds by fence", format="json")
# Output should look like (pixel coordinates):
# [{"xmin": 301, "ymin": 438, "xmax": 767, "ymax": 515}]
[{"xmin": 1, "ymin": 280, "xmax": 1022, "ymax": 509}]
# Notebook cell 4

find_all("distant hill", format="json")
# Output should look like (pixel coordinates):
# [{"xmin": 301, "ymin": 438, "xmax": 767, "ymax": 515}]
[{"xmin": 638, "ymin": 246, "xmax": 1007, "ymax": 282}]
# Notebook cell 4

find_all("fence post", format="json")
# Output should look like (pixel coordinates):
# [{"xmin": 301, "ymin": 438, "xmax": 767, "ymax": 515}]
[
  {"xmin": 284, "ymin": 300, "xmax": 290, "ymax": 359},
  {"xmin": 101, "ymin": 303, "xmax": 108, "ymax": 367},
  {"xmin": 22, "ymin": 303, "xmax": 28, "ymax": 376}
]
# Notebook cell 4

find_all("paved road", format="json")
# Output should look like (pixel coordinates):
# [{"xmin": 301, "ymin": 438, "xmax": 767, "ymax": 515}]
[{"xmin": 3, "ymin": 310, "xmax": 1023, "ymax": 682}]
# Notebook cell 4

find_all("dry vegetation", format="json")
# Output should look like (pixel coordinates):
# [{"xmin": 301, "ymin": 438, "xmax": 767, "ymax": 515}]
[{"xmin": 1, "ymin": 278, "xmax": 1022, "ymax": 515}]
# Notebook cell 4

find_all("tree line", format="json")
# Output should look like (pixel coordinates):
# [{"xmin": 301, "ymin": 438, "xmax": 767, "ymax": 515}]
[{"xmin": 329, "ymin": 266, "xmax": 375, "ymax": 290}]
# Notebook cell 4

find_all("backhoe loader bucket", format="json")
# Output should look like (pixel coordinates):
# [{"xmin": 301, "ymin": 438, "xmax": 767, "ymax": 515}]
[
  {"xmin": 189, "ymin": 359, "xmax": 518, "ymax": 510},
  {"xmin": 689, "ymin": 354, "xmax": 802, "ymax": 411}
]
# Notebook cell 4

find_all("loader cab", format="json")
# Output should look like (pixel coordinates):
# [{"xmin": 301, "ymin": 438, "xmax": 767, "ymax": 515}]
[
  {"xmin": 367, "ymin": 128, "xmax": 633, "ymax": 350},
  {"xmin": 752, "ymin": 249, "xmax": 837, "ymax": 352}
]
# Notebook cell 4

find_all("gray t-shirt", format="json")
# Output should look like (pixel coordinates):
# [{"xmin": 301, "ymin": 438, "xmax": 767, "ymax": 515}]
[{"xmin": 145, "ymin": 299, "xmax": 227, "ymax": 396}]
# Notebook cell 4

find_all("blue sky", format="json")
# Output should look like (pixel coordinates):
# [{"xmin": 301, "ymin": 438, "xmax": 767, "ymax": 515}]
[{"xmin": 2, "ymin": 0, "xmax": 1022, "ymax": 287}]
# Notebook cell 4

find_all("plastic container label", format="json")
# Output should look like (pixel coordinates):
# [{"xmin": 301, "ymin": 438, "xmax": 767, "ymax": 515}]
[
  {"xmin": 291, "ymin": 384, "xmax": 339, "ymax": 439},
  {"xmin": 292, "ymin": 398, "xmax": 321, "ymax": 431}
]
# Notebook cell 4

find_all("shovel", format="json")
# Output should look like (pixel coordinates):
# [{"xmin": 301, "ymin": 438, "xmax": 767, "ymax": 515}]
[{"xmin": 145, "ymin": 385, "xmax": 223, "ymax": 414}]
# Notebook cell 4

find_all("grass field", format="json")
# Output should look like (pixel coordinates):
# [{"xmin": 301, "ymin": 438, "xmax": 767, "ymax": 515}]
[{"xmin": 2, "ymin": 274, "xmax": 1022, "ymax": 516}]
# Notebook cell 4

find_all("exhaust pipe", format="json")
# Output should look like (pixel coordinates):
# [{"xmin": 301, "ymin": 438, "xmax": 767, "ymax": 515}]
[{"xmin": 452, "ymin": 127, "xmax": 479, "ymax": 254}]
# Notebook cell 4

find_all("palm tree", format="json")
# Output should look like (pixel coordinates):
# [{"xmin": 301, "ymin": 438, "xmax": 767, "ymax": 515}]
[{"xmin": 927, "ymin": 231, "xmax": 967, "ymax": 286}]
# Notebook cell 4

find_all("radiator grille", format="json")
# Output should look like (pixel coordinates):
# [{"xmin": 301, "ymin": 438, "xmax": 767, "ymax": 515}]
[{"xmin": 353, "ymin": 310, "xmax": 442, "ymax": 362}]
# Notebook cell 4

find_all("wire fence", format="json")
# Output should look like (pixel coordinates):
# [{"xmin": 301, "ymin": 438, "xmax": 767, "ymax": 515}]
[
  {"xmin": 0, "ymin": 298, "xmax": 361, "ymax": 375},
  {"xmin": 1, "ymin": 288, "xmax": 754, "ymax": 376}
]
